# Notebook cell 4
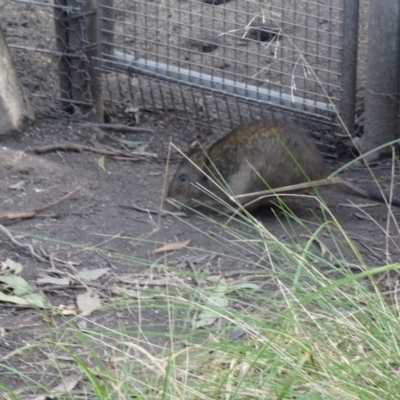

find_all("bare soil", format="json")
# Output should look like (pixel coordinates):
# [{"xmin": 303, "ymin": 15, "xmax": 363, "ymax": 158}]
[
  {"xmin": 0, "ymin": 114, "xmax": 399, "ymax": 392},
  {"xmin": 1, "ymin": 0, "xmax": 399, "ymax": 394}
]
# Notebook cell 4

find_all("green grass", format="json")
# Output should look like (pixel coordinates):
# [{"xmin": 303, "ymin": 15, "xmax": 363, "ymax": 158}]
[{"xmin": 2, "ymin": 193, "xmax": 400, "ymax": 400}]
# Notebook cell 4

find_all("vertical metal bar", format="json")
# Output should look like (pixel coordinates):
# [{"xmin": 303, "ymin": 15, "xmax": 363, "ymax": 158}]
[
  {"xmin": 53, "ymin": 0, "xmax": 73, "ymax": 113},
  {"xmin": 53, "ymin": 0, "xmax": 103, "ymax": 121},
  {"xmin": 81, "ymin": 0, "xmax": 103, "ymax": 122},
  {"xmin": 361, "ymin": 0, "xmax": 400, "ymax": 156},
  {"xmin": 340, "ymin": 0, "xmax": 359, "ymax": 134},
  {"xmin": 99, "ymin": 0, "xmax": 115, "ymax": 60}
]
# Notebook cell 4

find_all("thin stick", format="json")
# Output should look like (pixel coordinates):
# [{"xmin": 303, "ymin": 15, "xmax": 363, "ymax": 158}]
[
  {"xmin": 0, "ymin": 224, "xmax": 46, "ymax": 262},
  {"xmin": 119, "ymin": 203, "xmax": 186, "ymax": 217},
  {"xmin": 29, "ymin": 143, "xmax": 157, "ymax": 159},
  {"xmin": 0, "ymin": 186, "xmax": 81, "ymax": 222},
  {"xmin": 82, "ymin": 122, "xmax": 154, "ymax": 133}
]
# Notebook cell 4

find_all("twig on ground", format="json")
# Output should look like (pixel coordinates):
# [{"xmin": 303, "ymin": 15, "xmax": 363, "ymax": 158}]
[
  {"xmin": 187, "ymin": 258, "xmax": 200, "ymax": 287},
  {"xmin": 0, "ymin": 224, "xmax": 46, "ymax": 262},
  {"xmin": 71, "ymin": 231, "xmax": 124, "ymax": 257},
  {"xmin": 29, "ymin": 143, "xmax": 157, "ymax": 159},
  {"xmin": 351, "ymin": 237, "xmax": 385, "ymax": 262},
  {"xmin": 0, "ymin": 186, "xmax": 81, "ymax": 222},
  {"xmin": 82, "ymin": 122, "xmax": 154, "ymax": 133},
  {"xmin": 39, "ymin": 247, "xmax": 80, "ymax": 268},
  {"xmin": 115, "ymin": 276, "xmax": 186, "ymax": 287},
  {"xmin": 119, "ymin": 203, "xmax": 187, "ymax": 217}
]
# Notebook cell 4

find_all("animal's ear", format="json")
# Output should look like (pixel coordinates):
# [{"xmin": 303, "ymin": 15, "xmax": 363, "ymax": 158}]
[
  {"xmin": 189, "ymin": 140, "xmax": 200, "ymax": 151},
  {"xmin": 187, "ymin": 140, "xmax": 206, "ymax": 165}
]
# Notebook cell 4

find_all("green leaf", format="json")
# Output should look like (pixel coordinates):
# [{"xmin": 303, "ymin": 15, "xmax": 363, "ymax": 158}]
[
  {"xmin": 194, "ymin": 294, "xmax": 229, "ymax": 328},
  {"xmin": 5, "ymin": 259, "xmax": 23, "ymax": 274},
  {"xmin": 0, "ymin": 274, "xmax": 32, "ymax": 295},
  {"xmin": 0, "ymin": 274, "xmax": 48, "ymax": 308},
  {"xmin": 97, "ymin": 155, "xmax": 106, "ymax": 171}
]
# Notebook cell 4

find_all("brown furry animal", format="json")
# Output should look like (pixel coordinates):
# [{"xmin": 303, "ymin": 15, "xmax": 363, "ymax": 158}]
[{"xmin": 167, "ymin": 121, "xmax": 400, "ymax": 211}]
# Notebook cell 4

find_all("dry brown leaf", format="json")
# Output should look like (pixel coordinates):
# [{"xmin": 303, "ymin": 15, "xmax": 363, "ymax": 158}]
[
  {"xmin": 60, "ymin": 309, "xmax": 77, "ymax": 316},
  {"xmin": 153, "ymin": 239, "xmax": 191, "ymax": 254},
  {"xmin": 77, "ymin": 292, "xmax": 101, "ymax": 316},
  {"xmin": 59, "ymin": 303, "xmax": 77, "ymax": 315}
]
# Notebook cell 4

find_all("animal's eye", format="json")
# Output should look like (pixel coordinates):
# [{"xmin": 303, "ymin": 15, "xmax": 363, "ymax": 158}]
[{"xmin": 179, "ymin": 174, "xmax": 189, "ymax": 183}]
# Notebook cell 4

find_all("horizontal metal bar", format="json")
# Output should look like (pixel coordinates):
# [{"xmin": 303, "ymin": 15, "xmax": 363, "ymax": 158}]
[
  {"xmin": 105, "ymin": 50, "xmax": 335, "ymax": 114},
  {"xmin": 101, "ymin": 6, "xmax": 343, "ymax": 37},
  {"xmin": 102, "ymin": 42, "xmax": 341, "ymax": 90},
  {"xmin": 9, "ymin": 44, "xmax": 90, "ymax": 59}
]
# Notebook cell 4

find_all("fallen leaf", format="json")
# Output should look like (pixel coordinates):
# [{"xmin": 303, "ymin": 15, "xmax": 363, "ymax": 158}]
[
  {"xmin": 354, "ymin": 212, "xmax": 371, "ymax": 220},
  {"xmin": 137, "ymin": 144, "xmax": 149, "ymax": 153},
  {"xmin": 118, "ymin": 139, "xmax": 148, "ymax": 148},
  {"xmin": 8, "ymin": 181, "xmax": 25, "ymax": 190},
  {"xmin": 153, "ymin": 239, "xmax": 191, "ymax": 254},
  {"xmin": 0, "ymin": 274, "xmax": 36, "ymax": 296},
  {"xmin": 0, "ymin": 291, "xmax": 47, "ymax": 308},
  {"xmin": 5, "ymin": 259, "xmax": 23, "ymax": 274},
  {"xmin": 59, "ymin": 303, "xmax": 77, "ymax": 315},
  {"xmin": 77, "ymin": 319, "xmax": 87, "ymax": 329},
  {"xmin": 53, "ymin": 373, "xmax": 83, "ymax": 394},
  {"xmin": 230, "ymin": 326, "xmax": 247, "ymax": 340},
  {"xmin": 233, "ymin": 283, "xmax": 260, "ymax": 290},
  {"xmin": 77, "ymin": 268, "xmax": 110, "ymax": 281},
  {"xmin": 77, "ymin": 292, "xmax": 101, "ymax": 315},
  {"xmin": 97, "ymin": 155, "xmax": 106, "ymax": 171},
  {"xmin": 36, "ymin": 276, "xmax": 70, "ymax": 286},
  {"xmin": 194, "ymin": 294, "xmax": 229, "ymax": 328},
  {"xmin": 339, "ymin": 203, "xmax": 380, "ymax": 208},
  {"xmin": 90, "ymin": 140, "xmax": 104, "ymax": 149},
  {"xmin": 194, "ymin": 281, "xmax": 230, "ymax": 328},
  {"xmin": 60, "ymin": 303, "xmax": 77, "ymax": 311}
]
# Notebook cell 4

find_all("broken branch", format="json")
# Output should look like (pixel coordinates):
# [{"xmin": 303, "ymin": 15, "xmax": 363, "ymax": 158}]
[{"xmin": 0, "ymin": 186, "xmax": 81, "ymax": 222}]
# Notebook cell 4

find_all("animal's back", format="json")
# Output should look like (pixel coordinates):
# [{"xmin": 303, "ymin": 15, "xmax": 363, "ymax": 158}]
[
  {"xmin": 205, "ymin": 121, "xmax": 329, "ymax": 196},
  {"xmin": 168, "ymin": 120, "xmax": 400, "ymax": 210}
]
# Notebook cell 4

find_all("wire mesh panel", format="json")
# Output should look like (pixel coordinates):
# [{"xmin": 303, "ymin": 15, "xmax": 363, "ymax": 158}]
[
  {"xmin": 1, "ymin": 0, "xmax": 349, "ymax": 140},
  {"xmin": 101, "ymin": 0, "xmax": 345, "ymax": 133}
]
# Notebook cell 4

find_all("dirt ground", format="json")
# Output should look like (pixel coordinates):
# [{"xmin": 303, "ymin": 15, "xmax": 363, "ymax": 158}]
[
  {"xmin": 0, "ymin": 115, "xmax": 398, "ymax": 287},
  {"xmin": 1, "ymin": 0, "xmax": 400, "ymax": 393},
  {"xmin": 0, "ymin": 113, "xmax": 400, "ymax": 392}
]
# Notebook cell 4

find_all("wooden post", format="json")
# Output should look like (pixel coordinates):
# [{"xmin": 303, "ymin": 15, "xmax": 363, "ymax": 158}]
[
  {"xmin": 360, "ymin": 0, "xmax": 400, "ymax": 159},
  {"xmin": 0, "ymin": 22, "xmax": 34, "ymax": 134},
  {"xmin": 53, "ymin": 0, "xmax": 103, "ymax": 122}
]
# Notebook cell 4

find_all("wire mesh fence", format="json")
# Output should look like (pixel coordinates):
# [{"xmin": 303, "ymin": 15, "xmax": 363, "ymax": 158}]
[
  {"xmin": 1, "ymin": 0, "xmax": 354, "ymax": 149},
  {"xmin": 100, "ymin": 0, "xmax": 346, "ymax": 129}
]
